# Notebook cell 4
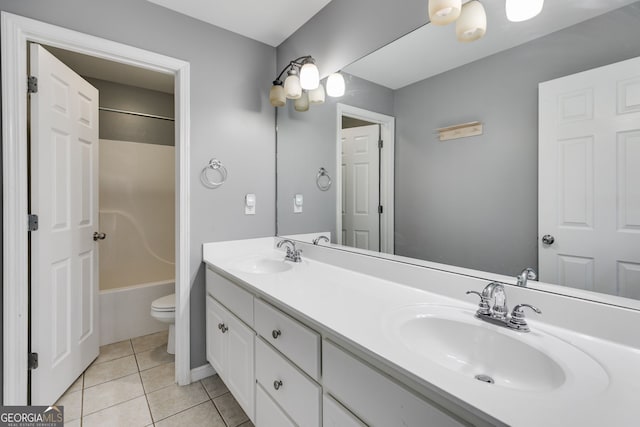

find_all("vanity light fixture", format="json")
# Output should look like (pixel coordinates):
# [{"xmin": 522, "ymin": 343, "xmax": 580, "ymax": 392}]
[
  {"xmin": 428, "ymin": 0, "xmax": 544, "ymax": 42},
  {"xmin": 270, "ymin": 55, "xmax": 344, "ymax": 109},
  {"xmin": 505, "ymin": 0, "xmax": 544, "ymax": 22},
  {"xmin": 429, "ymin": 0, "xmax": 462, "ymax": 25},
  {"xmin": 456, "ymin": 1, "xmax": 487, "ymax": 42},
  {"xmin": 326, "ymin": 72, "xmax": 346, "ymax": 97}
]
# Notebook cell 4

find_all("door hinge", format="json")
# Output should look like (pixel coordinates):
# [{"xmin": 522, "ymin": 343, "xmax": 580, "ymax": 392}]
[
  {"xmin": 28, "ymin": 214, "xmax": 39, "ymax": 231},
  {"xmin": 27, "ymin": 76, "xmax": 38, "ymax": 94},
  {"xmin": 378, "ymin": 139, "xmax": 383, "ymax": 149},
  {"xmin": 378, "ymin": 205, "xmax": 383, "ymax": 214},
  {"xmin": 28, "ymin": 352, "xmax": 38, "ymax": 370}
]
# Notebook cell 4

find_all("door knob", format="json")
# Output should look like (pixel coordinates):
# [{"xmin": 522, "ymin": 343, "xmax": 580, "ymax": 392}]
[
  {"xmin": 541, "ymin": 234, "xmax": 555, "ymax": 245},
  {"xmin": 93, "ymin": 232, "xmax": 106, "ymax": 241}
]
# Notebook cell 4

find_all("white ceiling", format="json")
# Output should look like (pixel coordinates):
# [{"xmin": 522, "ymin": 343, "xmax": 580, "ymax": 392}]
[
  {"xmin": 145, "ymin": 0, "xmax": 333, "ymax": 47},
  {"xmin": 344, "ymin": 0, "xmax": 639, "ymax": 90}
]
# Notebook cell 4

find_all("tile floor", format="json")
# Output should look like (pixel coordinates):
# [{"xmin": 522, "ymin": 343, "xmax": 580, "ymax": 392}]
[{"xmin": 56, "ymin": 330, "xmax": 254, "ymax": 427}]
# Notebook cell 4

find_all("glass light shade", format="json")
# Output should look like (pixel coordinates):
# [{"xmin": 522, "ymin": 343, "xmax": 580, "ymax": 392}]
[
  {"xmin": 456, "ymin": 1, "xmax": 486, "ymax": 42},
  {"xmin": 284, "ymin": 73, "xmax": 302, "ymax": 99},
  {"xmin": 326, "ymin": 73, "xmax": 345, "ymax": 97},
  {"xmin": 269, "ymin": 84, "xmax": 286, "ymax": 107},
  {"xmin": 308, "ymin": 84, "xmax": 325, "ymax": 104},
  {"xmin": 294, "ymin": 91, "xmax": 310, "ymax": 112},
  {"xmin": 300, "ymin": 62, "xmax": 320, "ymax": 90},
  {"xmin": 428, "ymin": 0, "xmax": 462, "ymax": 25},
  {"xmin": 505, "ymin": 0, "xmax": 544, "ymax": 22}
]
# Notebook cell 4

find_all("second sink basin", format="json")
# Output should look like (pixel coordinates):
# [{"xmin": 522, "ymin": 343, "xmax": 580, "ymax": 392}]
[
  {"xmin": 230, "ymin": 255, "xmax": 292, "ymax": 274},
  {"xmin": 383, "ymin": 304, "xmax": 608, "ymax": 395}
]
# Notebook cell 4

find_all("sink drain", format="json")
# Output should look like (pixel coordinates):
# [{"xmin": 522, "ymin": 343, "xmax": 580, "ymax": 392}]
[{"xmin": 474, "ymin": 374, "xmax": 495, "ymax": 384}]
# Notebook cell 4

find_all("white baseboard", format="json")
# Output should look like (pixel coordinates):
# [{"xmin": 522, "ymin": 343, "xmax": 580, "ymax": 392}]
[{"xmin": 191, "ymin": 363, "xmax": 216, "ymax": 382}]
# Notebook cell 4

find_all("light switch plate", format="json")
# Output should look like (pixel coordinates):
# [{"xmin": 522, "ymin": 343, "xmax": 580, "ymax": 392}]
[
  {"xmin": 245, "ymin": 193, "xmax": 256, "ymax": 215},
  {"xmin": 294, "ymin": 194, "xmax": 303, "ymax": 213}
]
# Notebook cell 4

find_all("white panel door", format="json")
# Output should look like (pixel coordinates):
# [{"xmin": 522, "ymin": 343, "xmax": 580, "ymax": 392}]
[
  {"xmin": 341, "ymin": 124, "xmax": 380, "ymax": 251},
  {"xmin": 206, "ymin": 295, "xmax": 226, "ymax": 376},
  {"xmin": 30, "ymin": 44, "xmax": 100, "ymax": 404},
  {"xmin": 539, "ymin": 55, "xmax": 640, "ymax": 298},
  {"xmin": 225, "ymin": 313, "xmax": 256, "ymax": 423}
]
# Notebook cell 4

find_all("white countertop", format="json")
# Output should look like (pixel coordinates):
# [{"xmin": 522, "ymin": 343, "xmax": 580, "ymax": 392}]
[{"xmin": 203, "ymin": 237, "xmax": 640, "ymax": 427}]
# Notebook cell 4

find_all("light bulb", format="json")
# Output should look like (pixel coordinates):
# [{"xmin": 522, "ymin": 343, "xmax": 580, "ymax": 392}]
[
  {"xmin": 505, "ymin": 0, "xmax": 544, "ymax": 22},
  {"xmin": 269, "ymin": 82, "xmax": 286, "ymax": 107},
  {"xmin": 326, "ymin": 73, "xmax": 345, "ymax": 97},
  {"xmin": 308, "ymin": 84, "xmax": 325, "ymax": 104},
  {"xmin": 284, "ymin": 69, "xmax": 302, "ymax": 99},
  {"xmin": 300, "ymin": 61, "xmax": 320, "ymax": 90},
  {"xmin": 294, "ymin": 91, "xmax": 309, "ymax": 112},
  {"xmin": 456, "ymin": 1, "xmax": 486, "ymax": 42},
  {"xmin": 428, "ymin": 0, "xmax": 462, "ymax": 25}
]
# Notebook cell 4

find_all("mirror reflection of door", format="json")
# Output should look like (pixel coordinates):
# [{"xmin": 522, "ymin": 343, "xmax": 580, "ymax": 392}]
[{"xmin": 341, "ymin": 121, "xmax": 380, "ymax": 251}]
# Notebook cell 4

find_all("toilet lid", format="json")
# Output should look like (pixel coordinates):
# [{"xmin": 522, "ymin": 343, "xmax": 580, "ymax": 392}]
[{"xmin": 152, "ymin": 293, "xmax": 175, "ymax": 311}]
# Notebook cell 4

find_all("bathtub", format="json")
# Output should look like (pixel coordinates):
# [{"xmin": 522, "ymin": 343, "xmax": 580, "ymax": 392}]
[{"xmin": 99, "ymin": 279, "xmax": 175, "ymax": 346}]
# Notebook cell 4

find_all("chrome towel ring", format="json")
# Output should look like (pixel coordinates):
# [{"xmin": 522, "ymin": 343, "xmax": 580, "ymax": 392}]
[
  {"xmin": 200, "ymin": 158, "xmax": 228, "ymax": 189},
  {"xmin": 316, "ymin": 167, "xmax": 332, "ymax": 191}
]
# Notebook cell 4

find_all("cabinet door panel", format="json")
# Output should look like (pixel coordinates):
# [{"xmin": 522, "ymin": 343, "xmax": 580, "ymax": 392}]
[
  {"xmin": 323, "ymin": 340, "xmax": 464, "ymax": 427},
  {"xmin": 206, "ymin": 295, "xmax": 226, "ymax": 377},
  {"xmin": 226, "ymin": 312, "xmax": 256, "ymax": 422}
]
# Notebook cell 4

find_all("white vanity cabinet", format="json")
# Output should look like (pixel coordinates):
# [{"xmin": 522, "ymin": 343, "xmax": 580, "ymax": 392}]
[
  {"xmin": 205, "ymin": 263, "xmax": 470, "ymax": 427},
  {"xmin": 205, "ymin": 269, "xmax": 256, "ymax": 422}
]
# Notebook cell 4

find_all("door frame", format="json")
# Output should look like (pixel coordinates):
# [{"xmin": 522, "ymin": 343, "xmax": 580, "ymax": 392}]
[
  {"xmin": 336, "ymin": 103, "xmax": 395, "ymax": 254},
  {"xmin": 2, "ymin": 12, "xmax": 192, "ymax": 404}
]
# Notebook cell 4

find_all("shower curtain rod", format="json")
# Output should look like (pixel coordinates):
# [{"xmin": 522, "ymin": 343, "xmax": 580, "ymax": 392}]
[{"xmin": 99, "ymin": 106, "xmax": 175, "ymax": 122}]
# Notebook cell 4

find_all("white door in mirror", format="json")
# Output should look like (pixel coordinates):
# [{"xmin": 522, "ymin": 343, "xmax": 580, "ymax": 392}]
[{"xmin": 539, "ymin": 55, "xmax": 640, "ymax": 298}]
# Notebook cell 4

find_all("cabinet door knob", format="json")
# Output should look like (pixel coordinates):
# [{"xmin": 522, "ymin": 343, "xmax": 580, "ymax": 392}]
[
  {"xmin": 218, "ymin": 323, "xmax": 228, "ymax": 333},
  {"xmin": 272, "ymin": 329, "xmax": 281, "ymax": 339},
  {"xmin": 273, "ymin": 380, "xmax": 283, "ymax": 390}
]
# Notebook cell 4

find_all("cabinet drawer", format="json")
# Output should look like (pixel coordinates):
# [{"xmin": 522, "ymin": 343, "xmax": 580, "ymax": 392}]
[
  {"xmin": 206, "ymin": 267, "xmax": 253, "ymax": 326},
  {"xmin": 323, "ymin": 394, "xmax": 367, "ymax": 427},
  {"xmin": 323, "ymin": 340, "xmax": 465, "ymax": 427},
  {"xmin": 256, "ymin": 337, "xmax": 321, "ymax": 427},
  {"xmin": 256, "ymin": 383, "xmax": 296, "ymax": 427},
  {"xmin": 254, "ymin": 298, "xmax": 320, "ymax": 379}
]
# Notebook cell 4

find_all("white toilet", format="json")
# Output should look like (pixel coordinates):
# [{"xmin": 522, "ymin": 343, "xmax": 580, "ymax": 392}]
[{"xmin": 150, "ymin": 293, "xmax": 175, "ymax": 354}]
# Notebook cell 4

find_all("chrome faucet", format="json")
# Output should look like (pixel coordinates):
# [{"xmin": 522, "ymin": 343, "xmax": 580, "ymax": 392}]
[
  {"xmin": 466, "ymin": 281, "xmax": 542, "ymax": 332},
  {"xmin": 276, "ymin": 239, "xmax": 303, "ymax": 263},
  {"xmin": 516, "ymin": 267, "xmax": 537, "ymax": 287},
  {"xmin": 312, "ymin": 235, "xmax": 330, "ymax": 245}
]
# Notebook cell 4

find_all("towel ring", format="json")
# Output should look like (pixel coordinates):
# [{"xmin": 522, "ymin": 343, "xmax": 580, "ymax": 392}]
[
  {"xmin": 316, "ymin": 167, "xmax": 332, "ymax": 191},
  {"xmin": 200, "ymin": 158, "xmax": 228, "ymax": 189}
]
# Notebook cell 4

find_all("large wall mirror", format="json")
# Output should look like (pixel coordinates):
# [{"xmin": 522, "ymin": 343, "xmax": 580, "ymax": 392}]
[{"xmin": 276, "ymin": 1, "xmax": 640, "ymax": 309}]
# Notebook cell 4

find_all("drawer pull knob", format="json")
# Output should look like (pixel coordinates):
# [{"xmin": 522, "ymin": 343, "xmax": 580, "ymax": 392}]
[
  {"xmin": 273, "ymin": 380, "xmax": 283, "ymax": 390},
  {"xmin": 272, "ymin": 329, "xmax": 281, "ymax": 339},
  {"xmin": 218, "ymin": 323, "xmax": 228, "ymax": 333}
]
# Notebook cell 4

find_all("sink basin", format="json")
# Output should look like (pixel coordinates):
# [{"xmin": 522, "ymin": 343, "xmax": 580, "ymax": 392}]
[
  {"xmin": 230, "ymin": 256, "xmax": 292, "ymax": 274},
  {"xmin": 383, "ymin": 305, "xmax": 608, "ymax": 394}
]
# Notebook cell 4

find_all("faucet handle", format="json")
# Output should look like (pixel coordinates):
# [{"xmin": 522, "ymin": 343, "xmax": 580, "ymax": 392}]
[
  {"xmin": 465, "ymin": 291, "xmax": 491, "ymax": 316},
  {"xmin": 508, "ymin": 304, "xmax": 542, "ymax": 332}
]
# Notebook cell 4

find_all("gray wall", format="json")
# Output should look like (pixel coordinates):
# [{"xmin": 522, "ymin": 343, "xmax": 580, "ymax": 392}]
[
  {"xmin": 277, "ymin": 73, "xmax": 393, "ymax": 239},
  {"xmin": 0, "ymin": 0, "xmax": 276, "ymax": 372},
  {"xmin": 277, "ymin": 0, "xmax": 427, "ymax": 77},
  {"xmin": 86, "ymin": 78, "xmax": 175, "ymax": 147},
  {"xmin": 394, "ymin": 4, "xmax": 640, "ymax": 276}
]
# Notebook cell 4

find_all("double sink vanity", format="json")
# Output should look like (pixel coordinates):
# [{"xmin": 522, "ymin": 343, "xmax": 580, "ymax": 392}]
[{"xmin": 203, "ymin": 237, "xmax": 640, "ymax": 427}]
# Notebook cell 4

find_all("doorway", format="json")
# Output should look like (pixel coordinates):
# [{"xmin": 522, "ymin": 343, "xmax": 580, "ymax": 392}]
[
  {"xmin": 2, "ymin": 12, "xmax": 191, "ymax": 405},
  {"xmin": 336, "ymin": 104, "xmax": 395, "ymax": 254}
]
